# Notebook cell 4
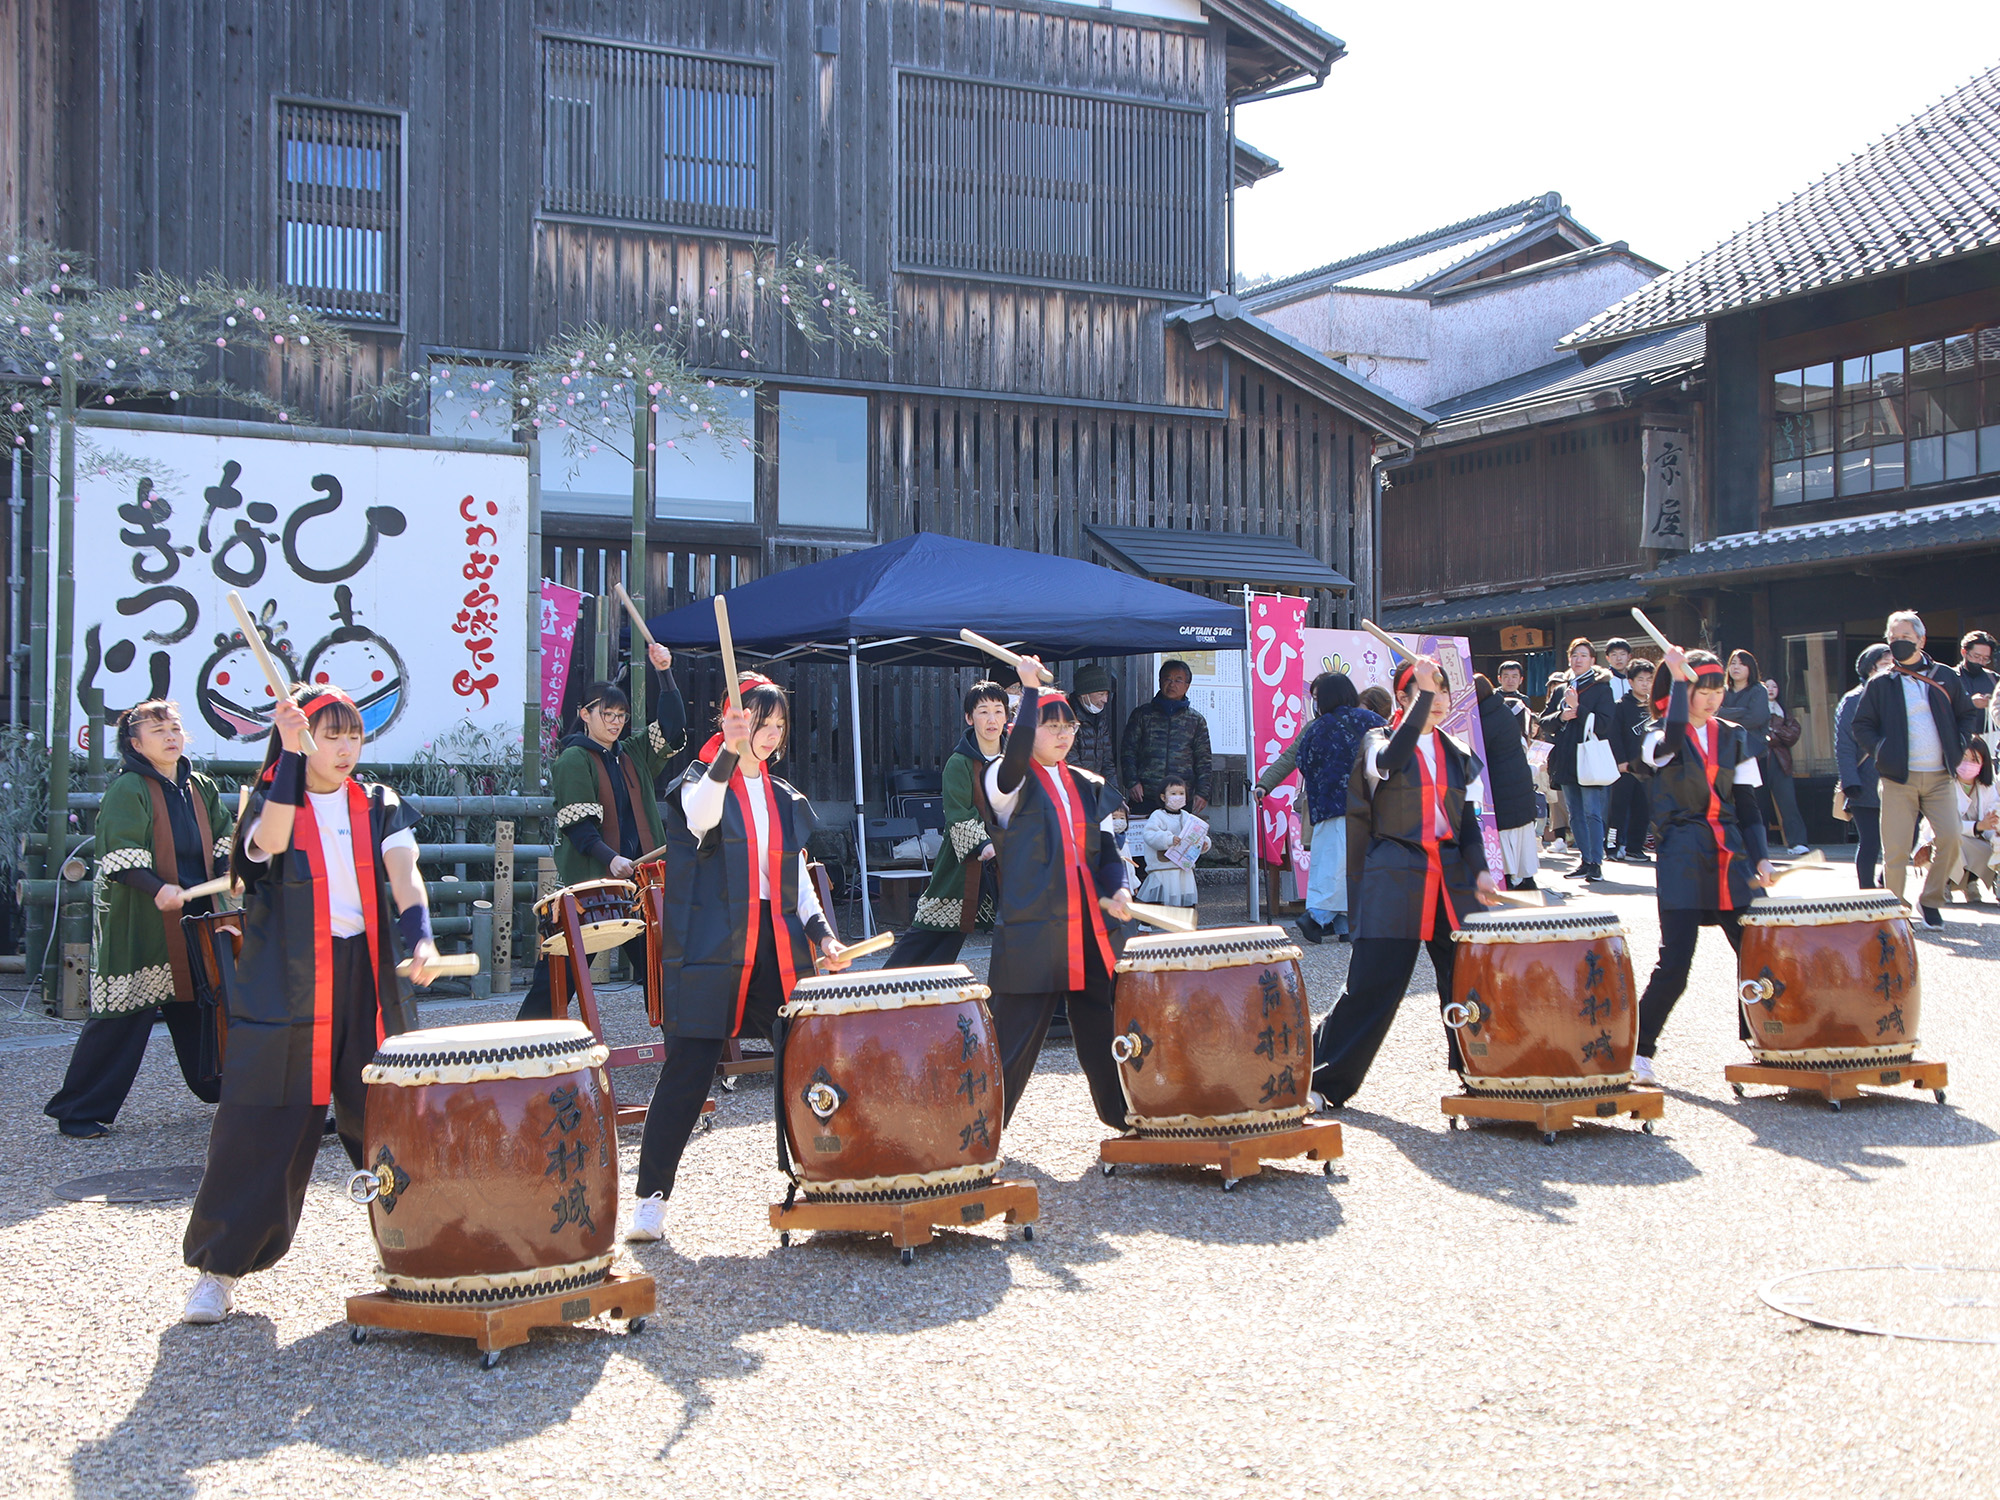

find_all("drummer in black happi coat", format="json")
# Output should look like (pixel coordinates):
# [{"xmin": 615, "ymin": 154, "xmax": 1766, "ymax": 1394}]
[
  {"xmin": 1311, "ymin": 655, "xmax": 1502, "ymax": 1107},
  {"xmin": 1630, "ymin": 646, "xmax": 1775, "ymax": 1085}
]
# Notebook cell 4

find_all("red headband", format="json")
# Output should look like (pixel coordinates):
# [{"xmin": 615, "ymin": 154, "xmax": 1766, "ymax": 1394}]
[
  {"xmin": 739, "ymin": 672, "xmax": 777, "ymax": 692},
  {"xmin": 298, "ymin": 689, "xmax": 352, "ymax": 720}
]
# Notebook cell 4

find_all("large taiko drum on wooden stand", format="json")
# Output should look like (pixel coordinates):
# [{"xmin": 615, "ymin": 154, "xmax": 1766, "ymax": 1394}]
[
  {"xmin": 1446, "ymin": 909, "xmax": 1638, "ymax": 1097},
  {"xmin": 778, "ymin": 966, "xmax": 1002, "ymax": 1202},
  {"xmin": 1111, "ymin": 925, "xmax": 1311, "ymax": 1137},
  {"xmin": 535, "ymin": 878, "xmax": 644, "ymax": 956},
  {"xmin": 1736, "ymin": 894, "xmax": 1920, "ymax": 1065},
  {"xmin": 347, "ymin": 1020, "xmax": 617, "ymax": 1304}
]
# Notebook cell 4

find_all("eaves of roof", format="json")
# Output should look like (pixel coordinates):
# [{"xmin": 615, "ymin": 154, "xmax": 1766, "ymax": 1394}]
[
  {"xmin": 1423, "ymin": 326, "xmax": 1706, "ymax": 440},
  {"xmin": 1203, "ymin": 0, "xmax": 1346, "ymax": 99},
  {"xmin": 1167, "ymin": 297, "xmax": 1436, "ymax": 443},
  {"xmin": 1085, "ymin": 523, "xmax": 1354, "ymax": 591},
  {"xmin": 1380, "ymin": 576, "xmax": 1650, "ymax": 632},
  {"xmin": 1650, "ymin": 495, "xmax": 2000, "ymax": 583},
  {"xmin": 1232, "ymin": 137, "xmax": 1283, "ymax": 188}
]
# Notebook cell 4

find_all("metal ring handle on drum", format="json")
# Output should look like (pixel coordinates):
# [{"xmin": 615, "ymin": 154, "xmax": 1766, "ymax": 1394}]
[
  {"xmin": 1441, "ymin": 999, "xmax": 1481, "ymax": 1031},
  {"xmin": 1110, "ymin": 1033, "xmax": 1137, "ymax": 1064},
  {"xmin": 1739, "ymin": 977, "xmax": 1776, "ymax": 1004},
  {"xmin": 346, "ymin": 1170, "xmax": 383, "ymax": 1206},
  {"xmin": 805, "ymin": 1081, "xmax": 843, "ymax": 1121}
]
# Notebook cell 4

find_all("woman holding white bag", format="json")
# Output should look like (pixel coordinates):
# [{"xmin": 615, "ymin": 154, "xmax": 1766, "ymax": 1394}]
[{"xmin": 1538, "ymin": 637, "xmax": 1619, "ymax": 884}]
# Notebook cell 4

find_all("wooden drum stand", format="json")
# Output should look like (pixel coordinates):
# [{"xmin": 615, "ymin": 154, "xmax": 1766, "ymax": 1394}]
[
  {"xmin": 1725, "ymin": 1058, "xmax": 1948, "ymax": 1112},
  {"xmin": 1098, "ymin": 1120, "xmax": 1345, "ymax": 1192}
]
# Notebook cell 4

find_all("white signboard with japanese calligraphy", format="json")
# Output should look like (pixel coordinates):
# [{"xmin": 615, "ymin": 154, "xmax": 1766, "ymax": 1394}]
[
  {"xmin": 1642, "ymin": 427, "xmax": 1692, "ymax": 551},
  {"xmin": 61, "ymin": 424, "xmax": 528, "ymax": 760}
]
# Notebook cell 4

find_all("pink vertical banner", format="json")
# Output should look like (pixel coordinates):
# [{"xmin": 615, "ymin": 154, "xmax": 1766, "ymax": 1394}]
[
  {"xmin": 539, "ymin": 582, "xmax": 584, "ymax": 726},
  {"xmin": 1249, "ymin": 593, "xmax": 1308, "ymax": 866}
]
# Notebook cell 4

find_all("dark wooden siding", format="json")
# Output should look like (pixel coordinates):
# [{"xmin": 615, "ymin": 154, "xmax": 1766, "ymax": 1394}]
[{"xmin": 1381, "ymin": 416, "xmax": 1646, "ymax": 605}]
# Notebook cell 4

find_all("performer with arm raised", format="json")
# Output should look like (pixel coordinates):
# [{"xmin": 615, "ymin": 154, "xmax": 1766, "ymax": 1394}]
[
  {"xmin": 180, "ymin": 683, "xmax": 440, "ymax": 1324},
  {"xmin": 981, "ymin": 656, "xmax": 1135, "ymax": 1131},
  {"xmin": 518, "ymin": 641, "xmax": 684, "ymax": 1019},
  {"xmin": 45, "ymin": 700, "xmax": 235, "ymax": 1137},
  {"xmin": 1310, "ymin": 656, "xmax": 1502, "ymax": 1108},
  {"xmin": 1629, "ymin": 646, "xmax": 1775, "ymax": 1085},
  {"xmin": 626, "ymin": 675, "xmax": 849, "ymax": 1243},
  {"xmin": 883, "ymin": 680, "xmax": 1009, "ymax": 968}
]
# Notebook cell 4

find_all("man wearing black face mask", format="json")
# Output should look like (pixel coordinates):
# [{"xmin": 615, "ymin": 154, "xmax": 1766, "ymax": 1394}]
[{"xmin": 1854, "ymin": 609, "xmax": 1983, "ymax": 928}]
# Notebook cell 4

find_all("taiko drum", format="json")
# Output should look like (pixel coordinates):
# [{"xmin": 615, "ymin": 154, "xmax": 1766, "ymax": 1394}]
[
  {"xmin": 1111, "ymin": 925, "xmax": 1311, "ymax": 1136},
  {"xmin": 1446, "ymin": 909, "xmax": 1638, "ymax": 1096},
  {"xmin": 1736, "ymin": 894, "xmax": 1920, "ymax": 1063},
  {"xmin": 778, "ymin": 966, "xmax": 1002, "ymax": 1200},
  {"xmin": 349, "ymin": 1020, "xmax": 617, "ymax": 1304},
  {"xmin": 535, "ymin": 877, "xmax": 645, "ymax": 957}
]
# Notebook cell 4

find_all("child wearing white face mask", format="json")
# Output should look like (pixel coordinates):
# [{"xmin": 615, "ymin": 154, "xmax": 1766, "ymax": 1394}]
[{"xmin": 1137, "ymin": 776, "xmax": 1210, "ymax": 907}]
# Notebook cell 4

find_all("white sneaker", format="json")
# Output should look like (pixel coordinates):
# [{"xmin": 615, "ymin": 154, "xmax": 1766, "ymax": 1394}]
[
  {"xmin": 1308, "ymin": 1091, "xmax": 1328, "ymax": 1115},
  {"xmin": 1631, "ymin": 1054, "xmax": 1658, "ymax": 1087},
  {"xmin": 625, "ymin": 1192, "xmax": 667, "ymax": 1243},
  {"xmin": 1547, "ymin": 839, "xmax": 1567, "ymax": 856},
  {"xmin": 1786, "ymin": 844, "xmax": 1811, "ymax": 857},
  {"xmin": 183, "ymin": 1272, "xmax": 237, "ymax": 1325}
]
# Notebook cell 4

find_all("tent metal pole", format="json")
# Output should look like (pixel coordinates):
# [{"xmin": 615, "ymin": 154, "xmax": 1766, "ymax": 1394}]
[
  {"xmin": 848, "ymin": 637, "xmax": 875, "ymax": 938},
  {"xmin": 1243, "ymin": 588, "xmax": 1260, "ymax": 926}
]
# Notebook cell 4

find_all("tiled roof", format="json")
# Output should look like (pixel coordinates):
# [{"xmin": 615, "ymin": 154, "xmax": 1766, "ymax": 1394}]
[
  {"xmin": 1427, "ymin": 326, "xmax": 1706, "ymax": 426},
  {"xmin": 1651, "ymin": 495, "xmax": 2000, "ymax": 580},
  {"xmin": 1085, "ymin": 524, "xmax": 1353, "ymax": 591},
  {"xmin": 1380, "ymin": 576, "xmax": 1649, "ymax": 632},
  {"xmin": 1242, "ymin": 193, "xmax": 1571, "ymax": 305},
  {"xmin": 1565, "ymin": 64, "xmax": 2000, "ymax": 348}
]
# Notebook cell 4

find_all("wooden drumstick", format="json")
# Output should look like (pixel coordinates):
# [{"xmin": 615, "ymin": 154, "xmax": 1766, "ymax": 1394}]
[
  {"xmin": 176, "ymin": 873, "xmax": 239, "ymax": 903},
  {"xmin": 1104, "ymin": 896, "xmax": 1195, "ymax": 933},
  {"xmin": 1629, "ymin": 606, "xmax": 1676, "ymax": 656},
  {"xmin": 634, "ymin": 843, "xmax": 671, "ymax": 866},
  {"xmin": 1487, "ymin": 887, "xmax": 1546, "ymax": 908},
  {"xmin": 226, "ymin": 591, "xmax": 315, "ymax": 753},
  {"xmin": 959, "ymin": 628, "xmax": 1057, "ymax": 686},
  {"xmin": 832, "ymin": 931, "xmax": 895, "ymax": 963},
  {"xmin": 614, "ymin": 582, "xmax": 657, "ymax": 651},
  {"xmin": 396, "ymin": 953, "xmax": 482, "ymax": 978},
  {"xmin": 1761, "ymin": 849, "xmax": 1830, "ymax": 885},
  {"xmin": 1359, "ymin": 619, "xmax": 1414, "ymax": 664},
  {"xmin": 714, "ymin": 593, "xmax": 744, "ymax": 715}
]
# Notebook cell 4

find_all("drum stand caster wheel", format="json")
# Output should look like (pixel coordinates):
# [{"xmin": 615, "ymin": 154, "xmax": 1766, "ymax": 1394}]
[
  {"xmin": 720, "ymin": 1075, "xmax": 739, "ymax": 1093},
  {"xmin": 481, "ymin": 1350, "xmax": 503, "ymax": 1371},
  {"xmin": 1828, "ymin": 1100, "xmax": 1842, "ymax": 1114},
  {"xmin": 627, "ymin": 1318, "xmax": 647, "ymax": 1336},
  {"xmin": 1731, "ymin": 1083, "xmax": 1747, "ymax": 1099},
  {"xmin": 1221, "ymin": 1177, "xmax": 1239, "ymax": 1193},
  {"xmin": 1541, "ymin": 1132, "xmax": 1559, "ymax": 1146},
  {"xmin": 1934, "ymin": 1090, "xmax": 1948, "ymax": 1105},
  {"xmin": 899, "ymin": 1247, "xmax": 916, "ymax": 1267},
  {"xmin": 1640, "ymin": 1120, "xmax": 1655, "ymax": 1134},
  {"xmin": 779, "ymin": 1231, "xmax": 792, "ymax": 1248},
  {"xmin": 1448, "ymin": 1115, "xmax": 1463, "ymax": 1131},
  {"xmin": 348, "ymin": 1325, "xmax": 368, "ymax": 1346},
  {"xmin": 1100, "ymin": 1162, "xmax": 1116, "ymax": 1178}
]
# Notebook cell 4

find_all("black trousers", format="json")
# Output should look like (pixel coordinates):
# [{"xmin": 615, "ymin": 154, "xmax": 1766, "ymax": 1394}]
[
  {"xmin": 46, "ymin": 1001, "xmax": 221, "ymax": 1127},
  {"xmin": 634, "ymin": 904, "xmax": 787, "ymax": 1202},
  {"xmin": 515, "ymin": 933, "xmax": 648, "ymax": 1021},
  {"xmin": 1311, "ymin": 920, "xmax": 1462, "ymax": 1109},
  {"xmin": 1636, "ymin": 907, "xmax": 1746, "ymax": 1059},
  {"xmin": 1851, "ymin": 806, "xmax": 1882, "ymax": 889},
  {"xmin": 1609, "ymin": 774, "xmax": 1651, "ymax": 856},
  {"xmin": 183, "ymin": 936, "xmax": 374, "ymax": 1278},
  {"xmin": 989, "ymin": 932, "xmax": 1127, "ymax": 1131},
  {"xmin": 883, "ymin": 925, "xmax": 967, "ymax": 969}
]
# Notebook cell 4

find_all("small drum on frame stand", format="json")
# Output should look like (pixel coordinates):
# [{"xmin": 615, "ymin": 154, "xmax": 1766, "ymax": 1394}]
[
  {"xmin": 766, "ymin": 964, "xmax": 1038, "ymax": 1263},
  {"xmin": 1724, "ymin": 893, "xmax": 1948, "ymax": 1110},
  {"xmin": 1096, "ymin": 925, "xmax": 1343, "ymax": 1190},
  {"xmin": 1439, "ymin": 909, "xmax": 1664, "ymax": 1144},
  {"xmin": 340, "ymin": 1019, "xmax": 656, "ymax": 1368}
]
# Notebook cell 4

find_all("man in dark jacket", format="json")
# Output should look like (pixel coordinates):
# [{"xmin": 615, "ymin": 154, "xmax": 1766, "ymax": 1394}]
[
  {"xmin": 1538, "ymin": 638, "xmax": 1618, "ymax": 883},
  {"xmin": 1121, "ymin": 659, "xmax": 1213, "ymax": 815},
  {"xmin": 1067, "ymin": 663, "xmax": 1119, "ymax": 783},
  {"xmin": 1608, "ymin": 658, "xmax": 1656, "ymax": 863},
  {"xmin": 1853, "ymin": 610, "xmax": 1983, "ymax": 927},
  {"xmin": 1476, "ymin": 674, "xmax": 1539, "ymax": 889},
  {"xmin": 1956, "ymin": 630, "xmax": 1996, "ymax": 714},
  {"xmin": 1836, "ymin": 644, "xmax": 1891, "ymax": 889}
]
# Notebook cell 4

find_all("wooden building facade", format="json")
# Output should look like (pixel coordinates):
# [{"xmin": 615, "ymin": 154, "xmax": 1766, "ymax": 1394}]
[{"xmin": 3, "ymin": 0, "xmax": 1436, "ymax": 813}]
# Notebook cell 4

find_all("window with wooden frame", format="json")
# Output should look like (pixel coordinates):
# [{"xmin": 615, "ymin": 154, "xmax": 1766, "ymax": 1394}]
[
  {"xmin": 276, "ymin": 101, "xmax": 403, "ymax": 324},
  {"xmin": 540, "ymin": 36, "xmax": 773, "ymax": 235},
  {"xmin": 897, "ymin": 73, "xmax": 1209, "ymax": 296},
  {"xmin": 1771, "ymin": 325, "xmax": 2000, "ymax": 507}
]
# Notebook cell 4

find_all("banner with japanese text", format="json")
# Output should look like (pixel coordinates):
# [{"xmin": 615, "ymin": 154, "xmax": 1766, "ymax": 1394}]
[
  {"xmin": 64, "ymin": 425, "xmax": 528, "ymax": 760},
  {"xmin": 1248, "ymin": 595, "xmax": 1309, "ymax": 865},
  {"xmin": 539, "ymin": 582, "xmax": 584, "ymax": 728}
]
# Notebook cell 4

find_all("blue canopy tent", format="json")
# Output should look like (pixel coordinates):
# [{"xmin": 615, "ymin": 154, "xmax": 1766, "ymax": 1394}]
[{"xmin": 643, "ymin": 532, "xmax": 1247, "ymax": 933}]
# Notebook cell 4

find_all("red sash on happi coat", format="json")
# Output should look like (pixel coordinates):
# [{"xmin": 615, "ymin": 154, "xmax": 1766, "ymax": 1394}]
[
  {"xmin": 291, "ymin": 780, "xmax": 385, "ymax": 1105},
  {"xmin": 1413, "ymin": 733, "xmax": 1459, "ymax": 941},
  {"xmin": 1687, "ymin": 720, "xmax": 1734, "ymax": 910},
  {"xmin": 728, "ymin": 767, "xmax": 801, "ymax": 1034},
  {"xmin": 1036, "ymin": 763, "xmax": 1116, "ymax": 990}
]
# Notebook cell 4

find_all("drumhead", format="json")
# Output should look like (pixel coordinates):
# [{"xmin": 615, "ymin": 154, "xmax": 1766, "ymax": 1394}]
[
  {"xmin": 364, "ymin": 1019, "xmax": 608, "ymax": 1086},
  {"xmin": 1741, "ymin": 893, "xmax": 1910, "ymax": 927},
  {"xmin": 534, "ymin": 877, "xmax": 636, "ymax": 913},
  {"xmin": 1450, "ymin": 908, "xmax": 1624, "ymax": 943},
  {"xmin": 782, "ymin": 964, "xmax": 989, "ymax": 1016},
  {"xmin": 1116, "ymin": 924, "xmax": 1300, "ymax": 972}
]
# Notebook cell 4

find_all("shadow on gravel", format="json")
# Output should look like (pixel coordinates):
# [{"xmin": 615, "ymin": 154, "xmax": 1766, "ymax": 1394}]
[
  {"xmin": 1666, "ymin": 1086, "xmax": 1997, "ymax": 1181},
  {"xmin": 1336, "ymin": 1108, "xmax": 1700, "ymax": 1224}
]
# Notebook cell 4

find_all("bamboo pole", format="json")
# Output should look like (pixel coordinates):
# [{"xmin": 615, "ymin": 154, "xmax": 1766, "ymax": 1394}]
[
  {"xmin": 43, "ymin": 368, "xmax": 76, "ymax": 1004},
  {"xmin": 523, "ymin": 436, "xmax": 543, "ymax": 832}
]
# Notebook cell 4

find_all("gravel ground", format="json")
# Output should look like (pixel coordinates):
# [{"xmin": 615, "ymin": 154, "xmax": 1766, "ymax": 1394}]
[{"xmin": 4, "ymin": 850, "xmax": 1998, "ymax": 1499}]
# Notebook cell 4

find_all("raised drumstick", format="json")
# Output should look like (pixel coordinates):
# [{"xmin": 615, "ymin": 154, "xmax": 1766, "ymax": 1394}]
[
  {"xmin": 959, "ymin": 628, "xmax": 1057, "ymax": 686},
  {"xmin": 615, "ymin": 582, "xmax": 657, "ymax": 651},
  {"xmin": 1629, "ymin": 606, "xmax": 1676, "ymax": 656},
  {"xmin": 714, "ymin": 594, "xmax": 744, "ymax": 715},
  {"xmin": 226, "ymin": 591, "xmax": 315, "ymax": 753},
  {"xmin": 1359, "ymin": 619, "xmax": 1414, "ymax": 664}
]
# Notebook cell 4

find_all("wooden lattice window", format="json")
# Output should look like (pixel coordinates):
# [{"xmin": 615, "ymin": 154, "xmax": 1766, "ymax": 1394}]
[
  {"xmin": 541, "ymin": 37, "xmax": 773, "ymax": 235},
  {"xmin": 898, "ymin": 73, "xmax": 1209, "ymax": 296},
  {"xmin": 276, "ymin": 101, "xmax": 403, "ymax": 324}
]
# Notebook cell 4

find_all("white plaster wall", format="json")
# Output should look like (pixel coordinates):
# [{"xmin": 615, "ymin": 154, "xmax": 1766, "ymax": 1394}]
[{"xmin": 1426, "ymin": 260, "xmax": 1660, "ymax": 403}]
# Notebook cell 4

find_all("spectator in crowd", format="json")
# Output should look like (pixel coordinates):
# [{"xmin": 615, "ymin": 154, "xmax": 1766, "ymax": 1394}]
[
  {"xmin": 1358, "ymin": 684, "xmax": 1394, "ymax": 721},
  {"xmin": 1258, "ymin": 671, "xmax": 1385, "ymax": 942},
  {"xmin": 1137, "ymin": 775, "xmax": 1210, "ymax": 909},
  {"xmin": 1496, "ymin": 661, "xmax": 1531, "ymax": 720},
  {"xmin": 1122, "ymin": 659, "xmax": 1212, "ymax": 816},
  {"xmin": 1835, "ymin": 644, "xmax": 1892, "ymax": 888},
  {"xmin": 1853, "ymin": 609, "xmax": 1983, "ymax": 929},
  {"xmin": 1539, "ymin": 638, "xmax": 1617, "ymax": 883},
  {"xmin": 1067, "ymin": 663, "xmax": 1120, "ymax": 783},
  {"xmin": 1603, "ymin": 637, "xmax": 1635, "ymax": 703},
  {"xmin": 1541, "ymin": 671, "xmax": 1572, "ymax": 853},
  {"xmin": 1608, "ymin": 658, "xmax": 1656, "ymax": 862},
  {"xmin": 1476, "ymin": 672, "xmax": 1540, "ymax": 891},
  {"xmin": 1721, "ymin": 649, "xmax": 1783, "ymax": 847},
  {"xmin": 1761, "ymin": 679, "xmax": 1812, "ymax": 855},
  {"xmin": 1956, "ymin": 630, "xmax": 1996, "ymax": 713},
  {"xmin": 1945, "ymin": 737, "xmax": 1999, "ymax": 903}
]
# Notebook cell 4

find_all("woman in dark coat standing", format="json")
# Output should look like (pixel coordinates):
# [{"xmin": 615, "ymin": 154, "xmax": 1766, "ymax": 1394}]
[
  {"xmin": 1538, "ymin": 638, "xmax": 1619, "ymax": 883},
  {"xmin": 1475, "ymin": 674, "xmax": 1539, "ymax": 890},
  {"xmin": 1722, "ymin": 649, "xmax": 1777, "ymax": 844}
]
